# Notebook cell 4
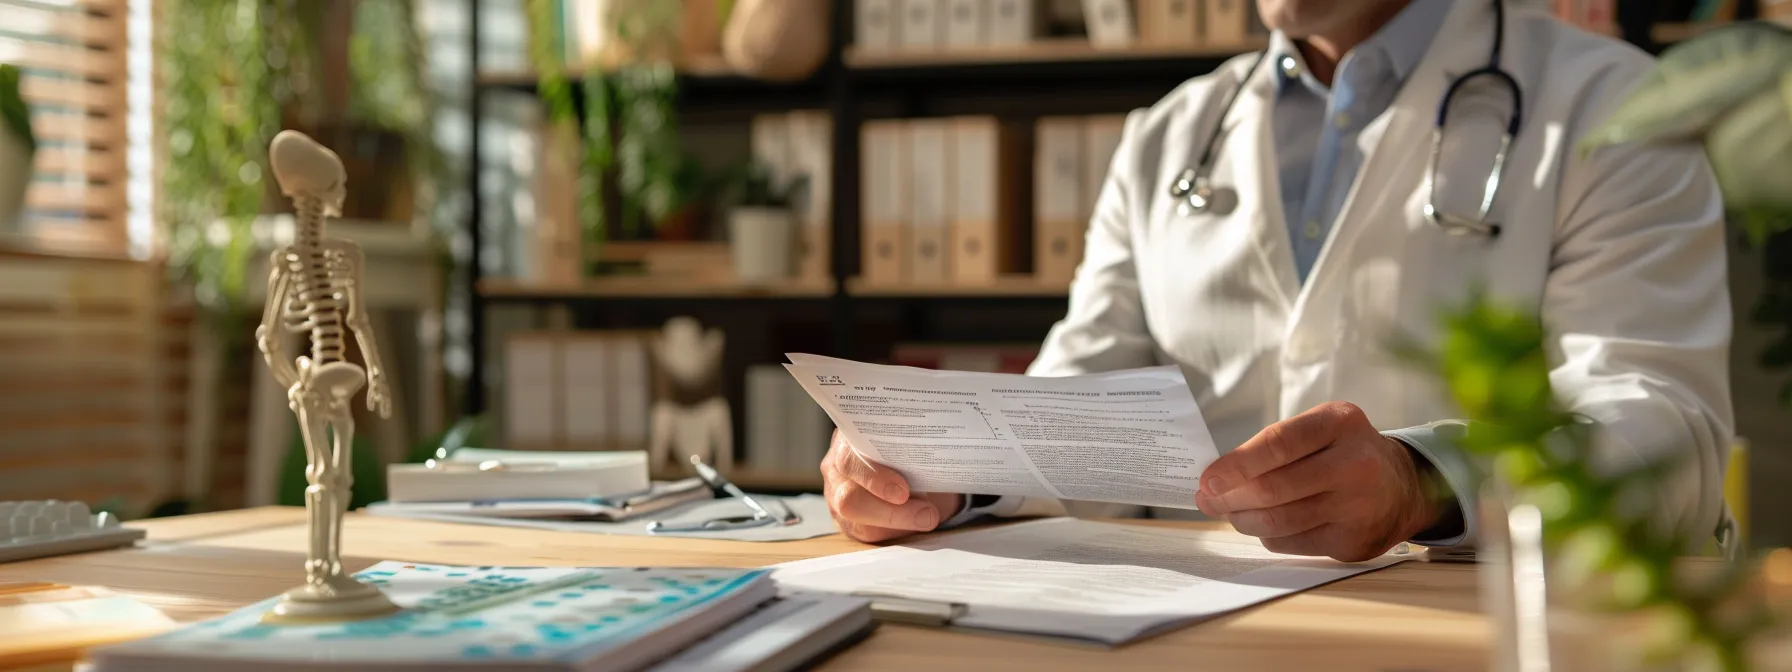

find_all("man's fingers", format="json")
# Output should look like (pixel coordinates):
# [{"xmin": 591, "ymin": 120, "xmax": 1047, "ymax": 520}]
[
  {"xmin": 1224, "ymin": 493, "xmax": 1332, "ymax": 539},
  {"xmin": 828, "ymin": 480, "xmax": 940, "ymax": 531},
  {"xmin": 829, "ymin": 432, "xmax": 911, "ymax": 505},
  {"xmin": 1202, "ymin": 402, "xmax": 1365, "ymax": 498},
  {"xmin": 1258, "ymin": 523, "xmax": 1390, "ymax": 563},
  {"xmin": 1202, "ymin": 444, "xmax": 1357, "ymax": 514}
]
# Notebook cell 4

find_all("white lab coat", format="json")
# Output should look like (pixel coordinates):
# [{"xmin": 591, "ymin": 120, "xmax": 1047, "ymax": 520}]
[{"xmin": 1019, "ymin": 1, "xmax": 1735, "ymax": 548}]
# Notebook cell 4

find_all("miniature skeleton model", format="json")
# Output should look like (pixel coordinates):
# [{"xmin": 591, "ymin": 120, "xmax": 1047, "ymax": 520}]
[
  {"xmin": 648, "ymin": 317, "xmax": 733, "ymax": 472},
  {"xmin": 256, "ymin": 130, "xmax": 397, "ymax": 622}
]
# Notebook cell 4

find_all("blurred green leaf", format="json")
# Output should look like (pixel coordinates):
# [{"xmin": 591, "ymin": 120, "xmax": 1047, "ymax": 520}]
[
  {"xmin": 1704, "ymin": 79, "xmax": 1792, "ymax": 217},
  {"xmin": 1579, "ymin": 21, "xmax": 1792, "ymax": 152},
  {"xmin": 0, "ymin": 63, "xmax": 34, "ymax": 155}
]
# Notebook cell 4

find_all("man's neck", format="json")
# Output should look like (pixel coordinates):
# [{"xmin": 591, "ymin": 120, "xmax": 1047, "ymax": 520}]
[{"xmin": 1294, "ymin": 0, "xmax": 1414, "ymax": 85}]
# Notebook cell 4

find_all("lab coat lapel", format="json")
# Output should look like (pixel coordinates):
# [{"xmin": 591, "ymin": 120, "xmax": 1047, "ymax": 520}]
[
  {"xmin": 1274, "ymin": 0, "xmax": 1495, "ymax": 418},
  {"xmin": 1219, "ymin": 57, "xmax": 1301, "ymax": 311},
  {"xmin": 1287, "ymin": 0, "xmax": 1493, "ymax": 325}
]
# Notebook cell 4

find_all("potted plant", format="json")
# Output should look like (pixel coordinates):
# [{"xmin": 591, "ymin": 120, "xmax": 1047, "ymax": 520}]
[
  {"xmin": 719, "ymin": 161, "xmax": 808, "ymax": 284},
  {"xmin": 0, "ymin": 63, "xmax": 34, "ymax": 236}
]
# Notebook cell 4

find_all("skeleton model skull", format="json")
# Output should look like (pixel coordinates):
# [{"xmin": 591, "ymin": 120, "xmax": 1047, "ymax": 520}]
[{"xmin": 257, "ymin": 130, "xmax": 398, "ymax": 622}]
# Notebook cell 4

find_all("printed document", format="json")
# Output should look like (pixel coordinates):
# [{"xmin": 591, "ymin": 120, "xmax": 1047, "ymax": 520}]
[
  {"xmin": 783, "ymin": 354, "xmax": 1217, "ymax": 510},
  {"xmin": 771, "ymin": 518, "xmax": 1413, "ymax": 645}
]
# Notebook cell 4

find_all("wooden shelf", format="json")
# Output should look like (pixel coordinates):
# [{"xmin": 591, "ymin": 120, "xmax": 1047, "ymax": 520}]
[
  {"xmin": 479, "ymin": 275, "xmax": 837, "ymax": 300},
  {"xmin": 845, "ymin": 37, "xmax": 1266, "ymax": 69},
  {"xmin": 478, "ymin": 54, "xmax": 740, "ymax": 86},
  {"xmin": 848, "ymin": 275, "xmax": 1070, "ymax": 298}
]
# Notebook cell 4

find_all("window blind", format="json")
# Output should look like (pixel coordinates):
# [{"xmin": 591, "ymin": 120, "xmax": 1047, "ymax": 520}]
[{"xmin": 0, "ymin": 0, "xmax": 129, "ymax": 250}]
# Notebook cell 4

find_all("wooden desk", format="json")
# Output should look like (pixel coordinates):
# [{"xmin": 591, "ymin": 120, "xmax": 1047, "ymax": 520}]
[{"xmin": 0, "ymin": 507, "xmax": 1491, "ymax": 671}]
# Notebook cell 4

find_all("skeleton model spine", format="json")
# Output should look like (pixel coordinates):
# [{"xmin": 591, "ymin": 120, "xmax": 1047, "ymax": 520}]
[{"xmin": 257, "ymin": 129, "xmax": 397, "ymax": 623}]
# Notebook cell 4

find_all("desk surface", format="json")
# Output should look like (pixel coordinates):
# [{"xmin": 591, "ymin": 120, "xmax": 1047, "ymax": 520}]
[{"xmin": 2, "ymin": 507, "xmax": 1491, "ymax": 672}]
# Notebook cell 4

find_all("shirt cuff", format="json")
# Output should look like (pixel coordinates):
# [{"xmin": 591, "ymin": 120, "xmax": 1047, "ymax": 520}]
[
  {"xmin": 1383, "ymin": 421, "xmax": 1481, "ymax": 548},
  {"xmin": 940, "ymin": 494, "xmax": 1024, "ymax": 529}
]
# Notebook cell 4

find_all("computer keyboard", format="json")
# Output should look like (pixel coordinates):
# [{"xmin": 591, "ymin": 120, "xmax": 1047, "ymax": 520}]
[{"xmin": 0, "ymin": 500, "xmax": 145, "ymax": 563}]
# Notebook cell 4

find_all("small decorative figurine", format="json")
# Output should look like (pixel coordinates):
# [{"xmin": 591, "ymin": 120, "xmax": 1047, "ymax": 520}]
[
  {"xmin": 648, "ymin": 317, "xmax": 733, "ymax": 472},
  {"xmin": 257, "ymin": 130, "xmax": 397, "ymax": 623}
]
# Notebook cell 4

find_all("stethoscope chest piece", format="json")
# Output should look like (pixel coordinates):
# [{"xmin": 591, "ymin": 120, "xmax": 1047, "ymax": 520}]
[{"xmin": 1169, "ymin": 168, "xmax": 1236, "ymax": 216}]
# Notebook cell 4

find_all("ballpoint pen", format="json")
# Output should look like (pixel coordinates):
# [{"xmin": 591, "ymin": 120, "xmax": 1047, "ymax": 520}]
[{"xmin": 645, "ymin": 455, "xmax": 802, "ymax": 533}]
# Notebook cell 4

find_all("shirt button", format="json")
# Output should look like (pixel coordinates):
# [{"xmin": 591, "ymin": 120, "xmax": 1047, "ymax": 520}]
[
  {"xmin": 1303, "ymin": 220, "xmax": 1322, "ymax": 239},
  {"xmin": 1280, "ymin": 55, "xmax": 1300, "ymax": 79},
  {"xmin": 1334, "ymin": 112, "xmax": 1351, "ymax": 128}
]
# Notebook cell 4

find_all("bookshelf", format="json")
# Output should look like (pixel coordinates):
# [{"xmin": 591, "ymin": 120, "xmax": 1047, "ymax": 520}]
[
  {"xmin": 479, "ymin": 276, "xmax": 837, "ymax": 300},
  {"xmin": 843, "ymin": 37, "xmax": 1267, "ymax": 68}
]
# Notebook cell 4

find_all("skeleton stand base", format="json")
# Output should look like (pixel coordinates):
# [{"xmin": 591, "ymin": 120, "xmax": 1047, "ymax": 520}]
[{"xmin": 263, "ymin": 581, "xmax": 400, "ymax": 624}]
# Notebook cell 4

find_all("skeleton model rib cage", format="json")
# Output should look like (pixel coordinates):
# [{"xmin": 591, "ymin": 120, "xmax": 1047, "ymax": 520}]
[{"xmin": 256, "ymin": 130, "xmax": 398, "ymax": 622}]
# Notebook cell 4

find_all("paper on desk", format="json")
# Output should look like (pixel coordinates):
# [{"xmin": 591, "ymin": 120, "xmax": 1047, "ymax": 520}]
[
  {"xmin": 784, "ymin": 353, "xmax": 1219, "ymax": 510},
  {"xmin": 771, "ymin": 518, "xmax": 1413, "ymax": 645},
  {"xmin": 364, "ymin": 495, "xmax": 839, "ymax": 542}
]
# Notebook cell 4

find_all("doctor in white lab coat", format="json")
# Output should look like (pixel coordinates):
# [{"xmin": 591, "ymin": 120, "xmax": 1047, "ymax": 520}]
[{"xmin": 820, "ymin": 0, "xmax": 1735, "ymax": 560}]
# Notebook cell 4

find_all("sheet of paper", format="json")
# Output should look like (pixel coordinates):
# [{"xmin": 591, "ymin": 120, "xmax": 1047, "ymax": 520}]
[
  {"xmin": 771, "ymin": 518, "xmax": 1413, "ymax": 645},
  {"xmin": 783, "ymin": 353, "xmax": 1219, "ymax": 510},
  {"xmin": 365, "ymin": 495, "xmax": 839, "ymax": 542}
]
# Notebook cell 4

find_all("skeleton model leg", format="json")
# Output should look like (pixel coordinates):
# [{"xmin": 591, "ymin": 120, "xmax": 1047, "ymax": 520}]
[{"xmin": 261, "ymin": 129, "xmax": 396, "ymax": 623}]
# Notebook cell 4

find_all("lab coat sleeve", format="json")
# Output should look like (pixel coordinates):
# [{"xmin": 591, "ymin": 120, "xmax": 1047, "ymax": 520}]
[
  {"xmin": 939, "ymin": 111, "xmax": 1156, "ymax": 528},
  {"xmin": 1537, "ymin": 127, "xmax": 1734, "ymax": 551},
  {"xmin": 1386, "ymin": 110, "xmax": 1735, "ymax": 552}
]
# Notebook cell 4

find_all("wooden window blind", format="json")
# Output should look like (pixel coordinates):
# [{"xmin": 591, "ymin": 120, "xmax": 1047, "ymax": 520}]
[{"xmin": 0, "ymin": 0, "xmax": 129, "ymax": 251}]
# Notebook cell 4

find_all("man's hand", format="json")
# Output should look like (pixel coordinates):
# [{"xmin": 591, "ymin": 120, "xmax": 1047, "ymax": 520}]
[
  {"xmin": 1195, "ymin": 402, "xmax": 1441, "ymax": 562},
  {"xmin": 821, "ymin": 429, "xmax": 964, "ymax": 543}
]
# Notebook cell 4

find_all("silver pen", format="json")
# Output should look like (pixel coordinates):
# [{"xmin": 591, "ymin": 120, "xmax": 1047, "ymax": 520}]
[{"xmin": 688, "ymin": 455, "xmax": 799, "ymax": 525}]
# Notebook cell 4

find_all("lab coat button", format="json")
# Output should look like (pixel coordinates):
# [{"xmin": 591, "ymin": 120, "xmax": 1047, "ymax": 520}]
[{"xmin": 1303, "ymin": 220, "xmax": 1322, "ymax": 239}]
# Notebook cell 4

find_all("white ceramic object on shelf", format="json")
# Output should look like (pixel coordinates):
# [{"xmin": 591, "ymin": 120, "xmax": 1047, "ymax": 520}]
[
  {"xmin": 729, "ymin": 206, "xmax": 796, "ymax": 284},
  {"xmin": 648, "ymin": 317, "xmax": 733, "ymax": 473},
  {"xmin": 0, "ymin": 119, "xmax": 29, "ymax": 236}
]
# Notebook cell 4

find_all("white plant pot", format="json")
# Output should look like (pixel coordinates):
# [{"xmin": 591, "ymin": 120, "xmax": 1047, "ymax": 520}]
[
  {"xmin": 729, "ymin": 207, "xmax": 795, "ymax": 284},
  {"xmin": 0, "ymin": 127, "xmax": 28, "ymax": 236}
]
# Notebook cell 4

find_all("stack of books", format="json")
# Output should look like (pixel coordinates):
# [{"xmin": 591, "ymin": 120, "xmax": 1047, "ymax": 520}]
[{"xmin": 84, "ymin": 562, "xmax": 872, "ymax": 672}]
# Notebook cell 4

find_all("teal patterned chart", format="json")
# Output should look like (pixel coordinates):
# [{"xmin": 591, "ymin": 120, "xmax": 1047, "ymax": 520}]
[{"xmin": 97, "ymin": 562, "xmax": 770, "ymax": 665}]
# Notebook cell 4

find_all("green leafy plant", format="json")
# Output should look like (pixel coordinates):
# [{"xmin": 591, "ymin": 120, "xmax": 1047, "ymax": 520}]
[
  {"xmin": 348, "ymin": 0, "xmax": 454, "ymax": 239},
  {"xmin": 1408, "ymin": 292, "xmax": 1777, "ymax": 671},
  {"xmin": 1581, "ymin": 20, "xmax": 1792, "ymax": 404},
  {"xmin": 719, "ymin": 161, "xmax": 810, "ymax": 209},
  {"xmin": 526, "ymin": 0, "xmax": 686, "ymax": 257},
  {"xmin": 0, "ymin": 63, "xmax": 34, "ymax": 156},
  {"xmin": 160, "ymin": 0, "xmax": 308, "ymax": 335}
]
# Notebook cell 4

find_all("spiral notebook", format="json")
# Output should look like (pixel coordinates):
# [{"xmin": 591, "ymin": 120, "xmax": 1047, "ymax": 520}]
[{"xmin": 85, "ymin": 562, "xmax": 776, "ymax": 672}]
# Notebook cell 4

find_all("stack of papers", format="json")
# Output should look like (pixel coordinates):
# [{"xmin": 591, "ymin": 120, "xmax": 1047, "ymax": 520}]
[
  {"xmin": 772, "ymin": 518, "xmax": 1413, "ymax": 646},
  {"xmin": 783, "ymin": 353, "xmax": 1221, "ymax": 510}
]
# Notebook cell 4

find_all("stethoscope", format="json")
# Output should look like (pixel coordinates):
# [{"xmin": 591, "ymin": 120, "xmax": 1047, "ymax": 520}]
[{"xmin": 1169, "ymin": 0, "xmax": 1521, "ymax": 238}]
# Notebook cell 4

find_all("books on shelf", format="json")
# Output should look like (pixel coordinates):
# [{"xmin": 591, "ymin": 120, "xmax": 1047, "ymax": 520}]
[
  {"xmin": 751, "ymin": 110, "xmax": 835, "ymax": 283},
  {"xmin": 86, "ymin": 562, "xmax": 869, "ymax": 672},
  {"xmin": 504, "ymin": 330, "xmax": 653, "ymax": 453},
  {"xmin": 860, "ymin": 113, "xmax": 1125, "ymax": 290},
  {"xmin": 746, "ymin": 365, "xmax": 834, "ymax": 473},
  {"xmin": 852, "ymin": 0, "xmax": 1273, "ymax": 56}
]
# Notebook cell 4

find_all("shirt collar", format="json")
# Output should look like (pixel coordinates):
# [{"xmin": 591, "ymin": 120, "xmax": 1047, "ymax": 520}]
[{"xmin": 1268, "ymin": 0, "xmax": 1454, "ymax": 94}]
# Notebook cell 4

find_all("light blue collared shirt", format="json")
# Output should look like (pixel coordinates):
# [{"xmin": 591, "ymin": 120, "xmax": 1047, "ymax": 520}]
[{"xmin": 1272, "ymin": 0, "xmax": 1455, "ymax": 284}]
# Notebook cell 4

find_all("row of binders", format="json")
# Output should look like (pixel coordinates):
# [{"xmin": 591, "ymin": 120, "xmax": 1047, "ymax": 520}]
[
  {"xmin": 861, "ymin": 114, "xmax": 1124, "ymax": 286},
  {"xmin": 503, "ymin": 331, "xmax": 653, "ymax": 453},
  {"xmin": 854, "ymin": 0, "xmax": 1269, "ymax": 52}
]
